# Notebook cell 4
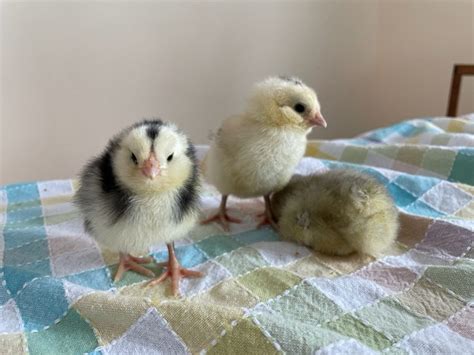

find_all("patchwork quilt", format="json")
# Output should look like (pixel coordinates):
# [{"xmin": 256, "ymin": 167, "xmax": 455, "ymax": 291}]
[{"xmin": 1, "ymin": 116, "xmax": 473, "ymax": 354}]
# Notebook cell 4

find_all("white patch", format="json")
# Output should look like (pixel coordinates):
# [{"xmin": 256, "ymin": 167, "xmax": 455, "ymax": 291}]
[
  {"xmin": 102, "ymin": 308, "xmax": 188, "ymax": 355},
  {"xmin": 0, "ymin": 299, "xmax": 23, "ymax": 333},
  {"xmin": 397, "ymin": 323, "xmax": 474, "ymax": 354},
  {"xmin": 308, "ymin": 275, "xmax": 388, "ymax": 311},
  {"xmin": 179, "ymin": 260, "xmax": 231, "ymax": 297},
  {"xmin": 250, "ymin": 241, "xmax": 311, "ymax": 266},
  {"xmin": 38, "ymin": 180, "xmax": 73, "ymax": 199},
  {"xmin": 420, "ymin": 181, "xmax": 472, "ymax": 215},
  {"xmin": 315, "ymin": 339, "xmax": 378, "ymax": 355}
]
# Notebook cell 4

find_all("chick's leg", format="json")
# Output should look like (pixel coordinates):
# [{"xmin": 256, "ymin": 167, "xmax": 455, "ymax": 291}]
[
  {"xmin": 200, "ymin": 195, "xmax": 242, "ymax": 231},
  {"xmin": 257, "ymin": 194, "xmax": 279, "ymax": 230},
  {"xmin": 114, "ymin": 253, "xmax": 155, "ymax": 282},
  {"xmin": 146, "ymin": 243, "xmax": 203, "ymax": 296}
]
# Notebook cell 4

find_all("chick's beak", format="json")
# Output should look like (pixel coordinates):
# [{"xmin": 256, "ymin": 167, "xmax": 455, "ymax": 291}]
[
  {"xmin": 141, "ymin": 154, "xmax": 160, "ymax": 179},
  {"xmin": 307, "ymin": 112, "xmax": 327, "ymax": 128}
]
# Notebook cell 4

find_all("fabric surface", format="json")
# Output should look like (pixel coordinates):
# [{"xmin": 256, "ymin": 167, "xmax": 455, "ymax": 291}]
[{"xmin": 1, "ymin": 115, "xmax": 473, "ymax": 354}]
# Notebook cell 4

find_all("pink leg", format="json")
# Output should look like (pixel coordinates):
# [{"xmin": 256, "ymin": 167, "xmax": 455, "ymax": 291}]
[
  {"xmin": 114, "ymin": 253, "xmax": 155, "ymax": 282},
  {"xmin": 200, "ymin": 195, "xmax": 242, "ymax": 231},
  {"xmin": 145, "ymin": 243, "xmax": 203, "ymax": 296},
  {"xmin": 257, "ymin": 194, "xmax": 279, "ymax": 231}
]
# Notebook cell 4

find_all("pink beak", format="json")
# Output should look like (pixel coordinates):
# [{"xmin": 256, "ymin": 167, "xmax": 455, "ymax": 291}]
[
  {"xmin": 307, "ymin": 112, "xmax": 327, "ymax": 128},
  {"xmin": 141, "ymin": 154, "xmax": 160, "ymax": 179}
]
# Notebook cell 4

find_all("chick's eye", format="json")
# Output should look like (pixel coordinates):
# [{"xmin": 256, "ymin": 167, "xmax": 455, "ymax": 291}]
[
  {"xmin": 167, "ymin": 153, "xmax": 174, "ymax": 162},
  {"xmin": 294, "ymin": 103, "xmax": 306, "ymax": 113},
  {"xmin": 130, "ymin": 153, "xmax": 138, "ymax": 165}
]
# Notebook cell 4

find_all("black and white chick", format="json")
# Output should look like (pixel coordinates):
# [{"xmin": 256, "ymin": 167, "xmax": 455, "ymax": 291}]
[
  {"xmin": 271, "ymin": 170, "xmax": 399, "ymax": 257},
  {"xmin": 74, "ymin": 119, "xmax": 202, "ymax": 295}
]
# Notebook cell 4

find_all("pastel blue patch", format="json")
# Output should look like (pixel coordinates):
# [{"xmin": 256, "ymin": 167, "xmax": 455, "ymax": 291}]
[
  {"xmin": 232, "ymin": 228, "xmax": 280, "ymax": 245},
  {"xmin": 4, "ymin": 239, "xmax": 50, "ymax": 266},
  {"xmin": 87, "ymin": 349, "xmax": 104, "ymax": 355},
  {"xmin": 363, "ymin": 122, "xmax": 407, "ymax": 142},
  {"xmin": 3, "ymin": 259, "xmax": 52, "ymax": 295},
  {"xmin": 6, "ymin": 183, "xmax": 40, "ymax": 204},
  {"xmin": 387, "ymin": 183, "xmax": 418, "ymax": 207},
  {"xmin": 449, "ymin": 149, "xmax": 474, "ymax": 185},
  {"xmin": 152, "ymin": 244, "xmax": 208, "ymax": 268},
  {"xmin": 6, "ymin": 204, "xmax": 42, "ymax": 224},
  {"xmin": 16, "ymin": 277, "xmax": 69, "ymax": 331},
  {"xmin": 63, "ymin": 267, "xmax": 113, "ymax": 291},
  {"xmin": 394, "ymin": 175, "xmax": 440, "ymax": 197},
  {"xmin": 362, "ymin": 168, "xmax": 391, "ymax": 185},
  {"xmin": 2, "ymin": 226, "xmax": 47, "ymax": 249},
  {"xmin": 404, "ymin": 200, "xmax": 445, "ymax": 218}
]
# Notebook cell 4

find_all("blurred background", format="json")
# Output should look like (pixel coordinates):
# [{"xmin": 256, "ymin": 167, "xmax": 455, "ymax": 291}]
[{"xmin": 1, "ymin": 0, "xmax": 473, "ymax": 184}]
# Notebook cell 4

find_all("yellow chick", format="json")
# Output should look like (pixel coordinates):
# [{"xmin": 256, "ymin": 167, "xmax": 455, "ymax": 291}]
[
  {"xmin": 201, "ymin": 76, "xmax": 326, "ymax": 230},
  {"xmin": 271, "ymin": 170, "xmax": 399, "ymax": 257}
]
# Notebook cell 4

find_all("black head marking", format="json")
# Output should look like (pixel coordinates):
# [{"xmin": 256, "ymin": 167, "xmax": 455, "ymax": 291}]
[
  {"xmin": 278, "ymin": 75, "xmax": 303, "ymax": 86},
  {"xmin": 173, "ymin": 141, "xmax": 200, "ymax": 223},
  {"xmin": 146, "ymin": 125, "xmax": 159, "ymax": 141}
]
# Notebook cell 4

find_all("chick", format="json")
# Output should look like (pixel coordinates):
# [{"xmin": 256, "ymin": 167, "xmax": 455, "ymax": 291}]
[
  {"xmin": 271, "ymin": 170, "xmax": 399, "ymax": 257},
  {"xmin": 74, "ymin": 119, "xmax": 202, "ymax": 295},
  {"xmin": 201, "ymin": 76, "xmax": 327, "ymax": 230}
]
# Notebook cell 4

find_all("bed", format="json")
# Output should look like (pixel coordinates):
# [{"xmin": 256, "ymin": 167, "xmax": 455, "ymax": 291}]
[{"xmin": 1, "ymin": 115, "xmax": 473, "ymax": 354}]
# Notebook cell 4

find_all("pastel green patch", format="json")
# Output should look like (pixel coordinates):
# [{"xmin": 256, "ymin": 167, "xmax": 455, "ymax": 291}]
[
  {"xmin": 396, "ymin": 146, "xmax": 425, "ymax": 166},
  {"xmin": 197, "ymin": 235, "xmax": 242, "ymax": 258},
  {"xmin": 395, "ymin": 276, "xmax": 466, "ymax": 321},
  {"xmin": 265, "ymin": 282, "xmax": 343, "ymax": 323},
  {"xmin": 44, "ymin": 211, "xmax": 80, "ymax": 226},
  {"xmin": 424, "ymin": 258, "xmax": 474, "ymax": 301},
  {"xmin": 431, "ymin": 134, "xmax": 451, "ymax": 146},
  {"xmin": 354, "ymin": 298, "xmax": 434, "ymax": 341},
  {"xmin": 207, "ymin": 318, "xmax": 278, "ymax": 355},
  {"xmin": 192, "ymin": 278, "xmax": 259, "ymax": 309},
  {"xmin": 285, "ymin": 255, "xmax": 337, "ymax": 278},
  {"xmin": 215, "ymin": 246, "xmax": 269, "ymax": 276},
  {"xmin": 421, "ymin": 148, "xmax": 456, "ymax": 176},
  {"xmin": 187, "ymin": 223, "xmax": 223, "ymax": 242},
  {"xmin": 157, "ymin": 300, "xmax": 242, "ymax": 353},
  {"xmin": 237, "ymin": 267, "xmax": 301, "ymax": 301},
  {"xmin": 450, "ymin": 150, "xmax": 474, "ymax": 185},
  {"xmin": 374, "ymin": 146, "xmax": 399, "ymax": 159},
  {"xmin": 447, "ymin": 119, "xmax": 466, "ymax": 133},
  {"xmin": 27, "ymin": 309, "xmax": 98, "ymax": 354},
  {"xmin": 340, "ymin": 146, "xmax": 368, "ymax": 164},
  {"xmin": 323, "ymin": 313, "xmax": 392, "ymax": 350},
  {"xmin": 254, "ymin": 311, "xmax": 345, "ymax": 353}
]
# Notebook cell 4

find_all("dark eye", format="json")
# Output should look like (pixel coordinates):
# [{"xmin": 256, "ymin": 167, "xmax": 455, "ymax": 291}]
[
  {"xmin": 167, "ymin": 153, "xmax": 174, "ymax": 162},
  {"xmin": 130, "ymin": 153, "xmax": 138, "ymax": 165},
  {"xmin": 294, "ymin": 103, "xmax": 306, "ymax": 113}
]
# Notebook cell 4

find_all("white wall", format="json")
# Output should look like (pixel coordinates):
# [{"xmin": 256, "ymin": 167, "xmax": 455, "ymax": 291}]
[{"xmin": 1, "ymin": 0, "xmax": 473, "ymax": 184}]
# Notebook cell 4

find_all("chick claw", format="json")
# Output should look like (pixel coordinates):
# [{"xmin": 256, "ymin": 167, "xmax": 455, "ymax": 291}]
[
  {"xmin": 145, "ymin": 244, "xmax": 203, "ymax": 297},
  {"xmin": 114, "ymin": 253, "xmax": 155, "ymax": 282}
]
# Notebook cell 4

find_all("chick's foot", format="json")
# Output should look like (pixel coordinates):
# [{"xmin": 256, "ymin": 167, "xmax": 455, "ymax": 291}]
[
  {"xmin": 114, "ymin": 253, "xmax": 155, "ymax": 282},
  {"xmin": 200, "ymin": 195, "xmax": 241, "ymax": 231},
  {"xmin": 146, "ymin": 243, "xmax": 203, "ymax": 296}
]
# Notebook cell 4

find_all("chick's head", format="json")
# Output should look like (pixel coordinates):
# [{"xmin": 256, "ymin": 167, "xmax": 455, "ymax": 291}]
[
  {"xmin": 113, "ymin": 120, "xmax": 195, "ymax": 194},
  {"xmin": 248, "ymin": 76, "xmax": 326, "ymax": 130}
]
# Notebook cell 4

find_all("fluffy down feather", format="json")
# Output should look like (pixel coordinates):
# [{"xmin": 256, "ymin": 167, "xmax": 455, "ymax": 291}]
[
  {"xmin": 74, "ymin": 119, "xmax": 200, "ymax": 255},
  {"xmin": 271, "ymin": 170, "xmax": 399, "ymax": 257}
]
